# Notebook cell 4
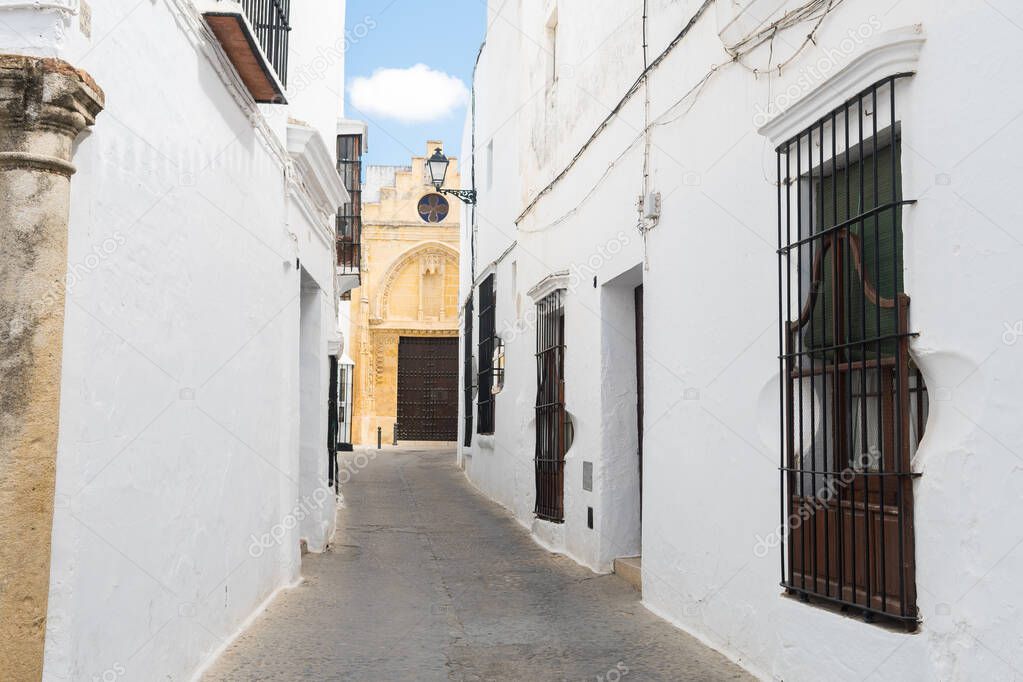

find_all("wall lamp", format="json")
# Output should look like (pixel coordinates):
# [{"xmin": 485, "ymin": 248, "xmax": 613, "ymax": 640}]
[{"xmin": 427, "ymin": 147, "xmax": 477, "ymax": 205}]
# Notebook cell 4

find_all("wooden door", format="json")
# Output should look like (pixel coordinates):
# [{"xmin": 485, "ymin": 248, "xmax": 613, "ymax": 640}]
[{"xmin": 396, "ymin": 337, "xmax": 459, "ymax": 441}]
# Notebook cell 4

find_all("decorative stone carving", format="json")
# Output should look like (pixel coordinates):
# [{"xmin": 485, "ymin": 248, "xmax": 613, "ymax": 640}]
[{"xmin": 376, "ymin": 241, "xmax": 458, "ymax": 320}]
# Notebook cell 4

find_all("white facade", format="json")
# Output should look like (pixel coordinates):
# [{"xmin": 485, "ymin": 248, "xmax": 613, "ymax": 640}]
[
  {"xmin": 0, "ymin": 1, "xmax": 356, "ymax": 679},
  {"xmin": 460, "ymin": 1, "xmax": 1023, "ymax": 680}
]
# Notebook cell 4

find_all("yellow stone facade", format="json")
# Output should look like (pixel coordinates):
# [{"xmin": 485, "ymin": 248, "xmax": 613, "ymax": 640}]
[{"xmin": 349, "ymin": 142, "xmax": 461, "ymax": 445}]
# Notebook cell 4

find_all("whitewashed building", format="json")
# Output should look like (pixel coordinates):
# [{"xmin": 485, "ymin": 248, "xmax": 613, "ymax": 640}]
[
  {"xmin": 459, "ymin": 1, "xmax": 1023, "ymax": 680},
  {"xmin": 0, "ymin": 1, "xmax": 364, "ymax": 679}
]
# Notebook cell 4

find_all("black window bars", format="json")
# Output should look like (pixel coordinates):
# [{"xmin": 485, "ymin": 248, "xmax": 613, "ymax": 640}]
[
  {"xmin": 477, "ymin": 275, "xmax": 497, "ymax": 434},
  {"xmin": 240, "ymin": 0, "xmax": 291, "ymax": 87},
  {"xmin": 463, "ymin": 295, "xmax": 475, "ymax": 447},
  {"xmin": 776, "ymin": 74, "xmax": 928, "ymax": 628},
  {"xmin": 535, "ymin": 289, "xmax": 566, "ymax": 523},
  {"xmin": 337, "ymin": 134, "xmax": 363, "ymax": 281}
]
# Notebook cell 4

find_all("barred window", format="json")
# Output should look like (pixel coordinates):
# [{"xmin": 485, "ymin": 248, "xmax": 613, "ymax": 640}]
[
  {"xmin": 477, "ymin": 275, "xmax": 497, "ymax": 434},
  {"xmin": 463, "ymin": 295, "xmax": 475, "ymax": 446},
  {"xmin": 337, "ymin": 134, "xmax": 363, "ymax": 278},
  {"xmin": 777, "ymin": 75, "xmax": 927, "ymax": 628},
  {"xmin": 535, "ymin": 290, "xmax": 566, "ymax": 522}
]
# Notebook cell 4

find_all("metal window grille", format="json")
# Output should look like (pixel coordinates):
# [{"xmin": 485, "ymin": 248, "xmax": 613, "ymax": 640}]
[
  {"xmin": 240, "ymin": 0, "xmax": 291, "ymax": 87},
  {"xmin": 463, "ymin": 295, "xmax": 475, "ymax": 446},
  {"xmin": 477, "ymin": 275, "xmax": 497, "ymax": 434},
  {"xmin": 337, "ymin": 135, "xmax": 363, "ymax": 280},
  {"xmin": 339, "ymin": 363, "xmax": 353, "ymax": 446},
  {"xmin": 777, "ymin": 74, "xmax": 927, "ymax": 628},
  {"xmin": 534, "ymin": 289, "xmax": 566, "ymax": 523}
]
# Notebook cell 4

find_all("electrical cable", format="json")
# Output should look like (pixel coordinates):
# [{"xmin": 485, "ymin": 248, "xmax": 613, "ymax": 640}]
[{"xmin": 513, "ymin": 0, "xmax": 845, "ymax": 234}]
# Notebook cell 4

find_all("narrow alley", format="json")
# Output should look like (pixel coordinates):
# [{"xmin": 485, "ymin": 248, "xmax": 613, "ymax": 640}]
[{"xmin": 202, "ymin": 448, "xmax": 750, "ymax": 681}]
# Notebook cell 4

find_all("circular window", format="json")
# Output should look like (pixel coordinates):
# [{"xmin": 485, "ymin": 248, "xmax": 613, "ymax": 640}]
[{"xmin": 418, "ymin": 194, "xmax": 450, "ymax": 223}]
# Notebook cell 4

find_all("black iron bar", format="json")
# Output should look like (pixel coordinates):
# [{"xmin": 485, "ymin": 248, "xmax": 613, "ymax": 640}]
[
  {"xmin": 891, "ymin": 77, "xmax": 908, "ymax": 619},
  {"xmin": 871, "ymin": 84, "xmax": 888, "ymax": 615},
  {"xmin": 832, "ymin": 107, "xmax": 845, "ymax": 604},
  {"xmin": 844, "ymin": 99, "xmax": 857, "ymax": 607},
  {"xmin": 776, "ymin": 199, "xmax": 916, "ymax": 253},
  {"xmin": 818, "ymin": 118, "xmax": 830, "ymax": 599},
  {"xmin": 857, "ymin": 90, "xmax": 873, "ymax": 613},
  {"xmin": 781, "ymin": 331, "xmax": 915, "ymax": 360},
  {"xmin": 796, "ymin": 132, "xmax": 807, "ymax": 591},
  {"xmin": 777, "ymin": 148, "xmax": 787, "ymax": 588},
  {"xmin": 784, "ymin": 143, "xmax": 795, "ymax": 594}
]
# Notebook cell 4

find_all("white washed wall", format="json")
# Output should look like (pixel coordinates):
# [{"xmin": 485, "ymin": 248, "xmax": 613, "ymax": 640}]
[
  {"xmin": 0, "ymin": 0, "xmax": 348, "ymax": 679},
  {"xmin": 462, "ymin": 1, "xmax": 1023, "ymax": 680}
]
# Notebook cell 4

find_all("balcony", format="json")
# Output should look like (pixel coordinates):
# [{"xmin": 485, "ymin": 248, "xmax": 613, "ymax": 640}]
[
  {"xmin": 337, "ymin": 215, "xmax": 361, "ymax": 296},
  {"xmin": 201, "ymin": 0, "xmax": 290, "ymax": 104},
  {"xmin": 337, "ymin": 129, "xmax": 365, "ymax": 296}
]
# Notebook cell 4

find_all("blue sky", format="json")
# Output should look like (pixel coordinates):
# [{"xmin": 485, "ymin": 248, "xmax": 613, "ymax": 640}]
[{"xmin": 344, "ymin": 0, "xmax": 486, "ymax": 168}]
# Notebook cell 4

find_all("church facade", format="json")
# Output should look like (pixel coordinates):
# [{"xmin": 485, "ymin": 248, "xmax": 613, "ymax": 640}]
[{"xmin": 349, "ymin": 143, "xmax": 461, "ymax": 445}]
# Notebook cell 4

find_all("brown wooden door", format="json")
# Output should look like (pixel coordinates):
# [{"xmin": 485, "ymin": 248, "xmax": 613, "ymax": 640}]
[
  {"xmin": 397, "ymin": 337, "xmax": 459, "ymax": 441},
  {"xmin": 634, "ymin": 285, "xmax": 644, "ymax": 520}
]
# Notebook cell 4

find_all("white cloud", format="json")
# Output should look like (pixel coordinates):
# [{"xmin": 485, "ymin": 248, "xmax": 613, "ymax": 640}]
[{"xmin": 348, "ymin": 64, "xmax": 470, "ymax": 124}]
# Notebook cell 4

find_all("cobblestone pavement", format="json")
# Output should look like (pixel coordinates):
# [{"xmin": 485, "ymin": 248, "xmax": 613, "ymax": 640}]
[{"xmin": 203, "ymin": 447, "xmax": 752, "ymax": 681}]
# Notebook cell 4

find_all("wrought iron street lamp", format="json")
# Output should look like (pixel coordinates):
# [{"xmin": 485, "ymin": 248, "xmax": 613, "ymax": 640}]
[{"xmin": 427, "ymin": 147, "xmax": 477, "ymax": 205}]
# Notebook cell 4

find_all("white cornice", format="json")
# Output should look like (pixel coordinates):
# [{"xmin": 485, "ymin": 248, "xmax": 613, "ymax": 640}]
[
  {"xmin": 287, "ymin": 121, "xmax": 349, "ymax": 214},
  {"xmin": 527, "ymin": 271, "xmax": 571, "ymax": 303},
  {"xmin": 337, "ymin": 118, "xmax": 368, "ymax": 152},
  {"xmin": 758, "ymin": 25, "xmax": 926, "ymax": 148},
  {"xmin": 0, "ymin": 0, "xmax": 77, "ymax": 12}
]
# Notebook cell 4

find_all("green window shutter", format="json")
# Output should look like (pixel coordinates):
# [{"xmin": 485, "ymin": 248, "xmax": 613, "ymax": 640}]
[{"xmin": 806, "ymin": 141, "xmax": 903, "ymax": 359}]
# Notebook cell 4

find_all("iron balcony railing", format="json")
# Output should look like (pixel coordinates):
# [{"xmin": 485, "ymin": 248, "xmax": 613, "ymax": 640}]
[
  {"xmin": 336, "ymin": 215, "xmax": 361, "ymax": 275},
  {"xmin": 239, "ymin": 0, "xmax": 291, "ymax": 87},
  {"xmin": 337, "ymin": 134, "xmax": 363, "ymax": 278}
]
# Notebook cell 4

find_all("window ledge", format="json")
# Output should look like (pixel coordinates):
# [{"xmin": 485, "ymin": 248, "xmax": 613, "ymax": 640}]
[{"xmin": 758, "ymin": 25, "xmax": 925, "ymax": 148}]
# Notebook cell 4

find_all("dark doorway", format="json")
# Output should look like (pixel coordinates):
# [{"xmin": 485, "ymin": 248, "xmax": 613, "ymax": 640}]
[
  {"xmin": 328, "ymin": 355, "xmax": 339, "ymax": 487},
  {"xmin": 396, "ymin": 336, "xmax": 459, "ymax": 441},
  {"xmin": 634, "ymin": 285, "xmax": 644, "ymax": 521}
]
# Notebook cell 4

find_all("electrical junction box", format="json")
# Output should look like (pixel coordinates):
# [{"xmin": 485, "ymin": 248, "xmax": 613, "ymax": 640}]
[{"xmin": 642, "ymin": 192, "xmax": 661, "ymax": 220}]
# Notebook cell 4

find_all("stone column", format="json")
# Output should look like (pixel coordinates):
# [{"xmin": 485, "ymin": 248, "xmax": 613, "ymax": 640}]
[{"xmin": 0, "ymin": 55, "xmax": 103, "ymax": 680}]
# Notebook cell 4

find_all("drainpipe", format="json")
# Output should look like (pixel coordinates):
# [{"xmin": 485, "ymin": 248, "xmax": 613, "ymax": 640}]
[{"xmin": 0, "ymin": 55, "xmax": 104, "ymax": 678}]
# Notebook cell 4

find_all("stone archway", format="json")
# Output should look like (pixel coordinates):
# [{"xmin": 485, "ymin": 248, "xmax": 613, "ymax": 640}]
[{"xmin": 375, "ymin": 241, "xmax": 460, "ymax": 322}]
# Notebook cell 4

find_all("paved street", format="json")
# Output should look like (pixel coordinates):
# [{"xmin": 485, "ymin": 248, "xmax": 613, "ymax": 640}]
[{"xmin": 203, "ymin": 448, "xmax": 751, "ymax": 681}]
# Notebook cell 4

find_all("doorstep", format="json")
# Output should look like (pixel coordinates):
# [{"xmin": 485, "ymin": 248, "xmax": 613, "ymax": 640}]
[{"xmin": 614, "ymin": 555, "xmax": 642, "ymax": 593}]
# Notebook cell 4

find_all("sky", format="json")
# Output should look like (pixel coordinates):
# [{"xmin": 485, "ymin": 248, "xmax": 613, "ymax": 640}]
[{"xmin": 344, "ymin": 0, "xmax": 487, "ymax": 168}]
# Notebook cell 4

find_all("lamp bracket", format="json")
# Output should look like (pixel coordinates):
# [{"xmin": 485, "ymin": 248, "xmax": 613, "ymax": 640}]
[{"xmin": 439, "ymin": 188, "xmax": 478, "ymax": 205}]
